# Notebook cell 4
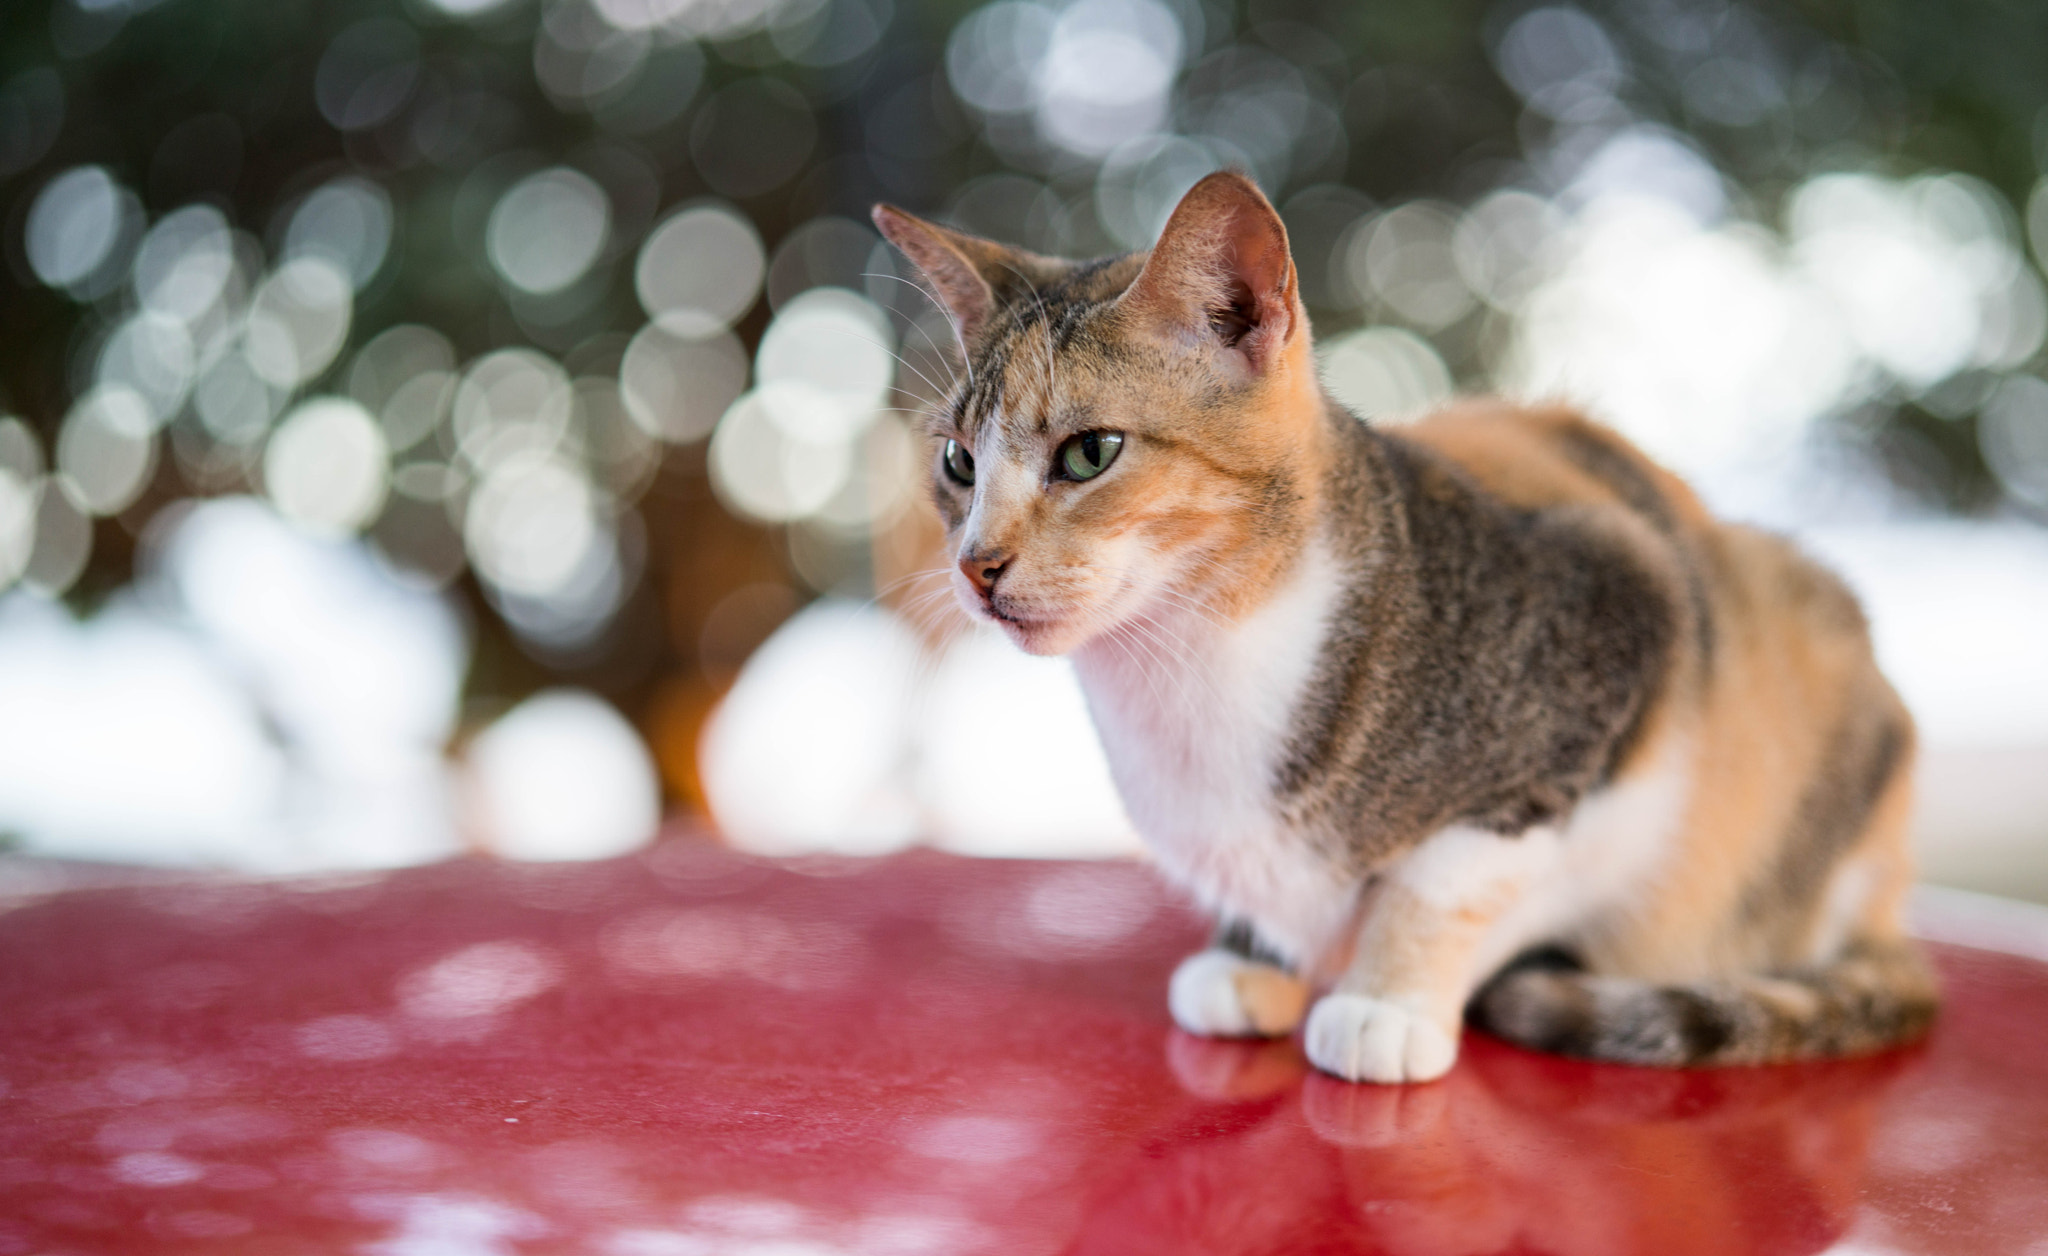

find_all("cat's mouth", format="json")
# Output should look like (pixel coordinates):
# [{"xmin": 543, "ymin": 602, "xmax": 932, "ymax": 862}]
[
  {"xmin": 981, "ymin": 597, "xmax": 1081, "ymax": 655},
  {"xmin": 988, "ymin": 600, "xmax": 1054, "ymax": 635}
]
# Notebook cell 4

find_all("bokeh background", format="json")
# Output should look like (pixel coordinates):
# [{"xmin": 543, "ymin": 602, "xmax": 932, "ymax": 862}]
[{"xmin": 2, "ymin": 0, "xmax": 2046, "ymax": 897}]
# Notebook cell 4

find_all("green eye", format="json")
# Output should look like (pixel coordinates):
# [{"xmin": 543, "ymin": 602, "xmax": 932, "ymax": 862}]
[
  {"xmin": 942, "ymin": 438, "xmax": 975, "ymax": 486},
  {"xmin": 1058, "ymin": 430, "xmax": 1123, "ymax": 481}
]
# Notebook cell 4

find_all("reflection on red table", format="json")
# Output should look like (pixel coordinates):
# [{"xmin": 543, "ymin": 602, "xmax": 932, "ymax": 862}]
[{"xmin": 1, "ymin": 839, "xmax": 2043, "ymax": 1253}]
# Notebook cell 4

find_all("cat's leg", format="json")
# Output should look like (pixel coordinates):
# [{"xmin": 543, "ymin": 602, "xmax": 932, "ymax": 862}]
[
  {"xmin": 1169, "ymin": 918, "xmax": 1312, "ymax": 1038},
  {"xmin": 1306, "ymin": 825, "xmax": 1560, "ymax": 1084}
]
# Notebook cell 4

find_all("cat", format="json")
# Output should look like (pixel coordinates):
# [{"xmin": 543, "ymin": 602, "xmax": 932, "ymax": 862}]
[{"xmin": 871, "ymin": 171, "xmax": 1938, "ymax": 1083}]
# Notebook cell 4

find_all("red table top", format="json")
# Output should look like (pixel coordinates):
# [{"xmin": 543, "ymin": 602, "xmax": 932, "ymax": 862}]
[{"xmin": 2, "ymin": 838, "xmax": 2044, "ymax": 1254}]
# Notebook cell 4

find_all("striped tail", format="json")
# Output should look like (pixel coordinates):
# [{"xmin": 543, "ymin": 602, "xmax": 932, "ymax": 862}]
[{"xmin": 1468, "ymin": 940, "xmax": 1940, "ymax": 1067}]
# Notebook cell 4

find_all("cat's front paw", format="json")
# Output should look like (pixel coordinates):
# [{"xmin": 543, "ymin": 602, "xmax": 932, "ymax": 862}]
[
  {"xmin": 1304, "ymin": 993, "xmax": 1458, "ymax": 1084},
  {"xmin": 1168, "ymin": 949, "xmax": 1309, "ymax": 1038}
]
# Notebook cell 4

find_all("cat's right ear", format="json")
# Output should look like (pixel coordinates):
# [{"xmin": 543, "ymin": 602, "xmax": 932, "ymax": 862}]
[{"xmin": 871, "ymin": 205, "xmax": 1008, "ymax": 352}]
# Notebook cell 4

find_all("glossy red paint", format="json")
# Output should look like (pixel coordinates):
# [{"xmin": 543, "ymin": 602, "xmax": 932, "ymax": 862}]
[{"xmin": 0, "ymin": 839, "xmax": 2044, "ymax": 1254}]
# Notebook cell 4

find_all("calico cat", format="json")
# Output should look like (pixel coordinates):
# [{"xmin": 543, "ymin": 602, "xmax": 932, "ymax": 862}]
[{"xmin": 872, "ymin": 172, "xmax": 1938, "ymax": 1083}]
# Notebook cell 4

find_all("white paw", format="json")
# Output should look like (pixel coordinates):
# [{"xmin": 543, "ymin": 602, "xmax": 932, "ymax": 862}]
[
  {"xmin": 1303, "ymin": 994, "xmax": 1458, "ymax": 1084},
  {"xmin": 1169, "ymin": 950, "xmax": 1277, "ymax": 1037}
]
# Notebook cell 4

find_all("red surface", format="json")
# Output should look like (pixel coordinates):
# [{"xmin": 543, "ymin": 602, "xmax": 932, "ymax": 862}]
[{"xmin": 1, "ymin": 839, "xmax": 2045, "ymax": 1254}]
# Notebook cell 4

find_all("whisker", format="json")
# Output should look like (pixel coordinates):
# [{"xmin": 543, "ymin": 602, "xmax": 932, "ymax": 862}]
[
  {"xmin": 830, "ymin": 327, "xmax": 958, "ymax": 410},
  {"xmin": 863, "ymin": 270, "xmax": 966, "ymax": 377},
  {"xmin": 870, "ymin": 565, "xmax": 952, "ymax": 602},
  {"xmin": 863, "ymin": 270, "xmax": 975, "ymax": 392}
]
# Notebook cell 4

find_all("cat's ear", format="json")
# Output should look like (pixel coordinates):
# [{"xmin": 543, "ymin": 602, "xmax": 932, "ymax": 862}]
[
  {"xmin": 1118, "ymin": 171, "xmax": 1300, "ymax": 375},
  {"xmin": 871, "ymin": 205, "xmax": 1039, "ymax": 352}
]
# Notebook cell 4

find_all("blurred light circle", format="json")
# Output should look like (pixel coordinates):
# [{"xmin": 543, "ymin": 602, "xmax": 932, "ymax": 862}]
[
  {"xmin": 772, "ymin": 0, "xmax": 892, "ymax": 68},
  {"xmin": 943, "ymin": 172, "xmax": 1052, "ymax": 255},
  {"xmin": 1319, "ymin": 327, "xmax": 1453, "ymax": 422},
  {"xmin": 590, "ymin": 42, "xmax": 704, "ymax": 135},
  {"xmin": 1353, "ymin": 202, "xmax": 1477, "ymax": 330},
  {"xmin": 25, "ymin": 165, "xmax": 125, "ymax": 290},
  {"xmin": 286, "ymin": 177, "xmax": 395, "ymax": 291},
  {"xmin": 2030, "ymin": 177, "xmax": 2048, "ymax": 278},
  {"xmin": 1682, "ymin": 57, "xmax": 1784, "ymax": 129},
  {"xmin": 573, "ymin": 376, "xmax": 661, "ymax": 502},
  {"xmin": 766, "ymin": 216, "xmax": 880, "ymax": 310},
  {"xmin": 489, "ymin": 526, "xmax": 626, "ymax": 652},
  {"xmin": 535, "ymin": 7, "xmax": 651, "ymax": 109},
  {"xmin": 465, "ymin": 689, "xmax": 660, "ymax": 862},
  {"xmin": 1510, "ymin": 198, "xmax": 1855, "ymax": 472},
  {"xmin": 264, "ymin": 397, "xmax": 391, "ymax": 537},
  {"xmin": 688, "ymin": 78, "xmax": 816, "ymax": 200},
  {"xmin": 633, "ymin": 204, "xmax": 764, "ymax": 336},
  {"xmin": 709, "ymin": 389, "xmax": 851, "ymax": 523},
  {"xmin": 1034, "ymin": 0, "xmax": 1182, "ymax": 156},
  {"xmin": 539, "ymin": 0, "xmax": 620, "ymax": 53},
  {"xmin": 131, "ymin": 205, "xmax": 235, "ymax": 323},
  {"xmin": 757, "ymin": 380, "xmax": 872, "ymax": 448},
  {"xmin": 0, "ymin": 468, "xmax": 33, "ymax": 589},
  {"xmin": 1790, "ymin": 173, "xmax": 1994, "ymax": 391},
  {"xmin": 918, "ymin": 629, "xmax": 1135, "ymax": 856},
  {"xmin": 1279, "ymin": 184, "xmax": 1374, "ymax": 311},
  {"xmin": 1566, "ymin": 126, "xmax": 1726, "ymax": 226},
  {"xmin": 383, "ymin": 372, "xmax": 458, "ymax": 455},
  {"xmin": 96, "ymin": 312, "xmax": 197, "ymax": 427},
  {"xmin": 699, "ymin": 601, "xmax": 922, "ymax": 856},
  {"xmin": 56, "ymin": 385, "xmax": 158, "ymax": 517},
  {"xmin": 23, "ymin": 477, "xmax": 92, "ymax": 596},
  {"xmin": 1980, "ymin": 375, "xmax": 2048, "ymax": 509},
  {"xmin": 487, "ymin": 167, "xmax": 611, "ymax": 296},
  {"xmin": 618, "ymin": 325, "xmax": 747, "ymax": 443},
  {"xmin": 1453, "ymin": 189, "xmax": 1566, "ymax": 311},
  {"xmin": 1493, "ymin": 6, "xmax": 1625, "ymax": 118},
  {"xmin": 1978, "ymin": 267, "xmax": 2048, "ymax": 371},
  {"xmin": 464, "ymin": 453, "xmax": 599, "ymax": 596},
  {"xmin": 0, "ymin": 418, "xmax": 38, "ymax": 480},
  {"xmin": 590, "ymin": 0, "xmax": 693, "ymax": 31},
  {"xmin": 453, "ymin": 348, "xmax": 575, "ymax": 470},
  {"xmin": 671, "ymin": 0, "xmax": 797, "ymax": 44},
  {"xmin": 349, "ymin": 324, "xmax": 456, "ymax": 407},
  {"xmin": 315, "ymin": 20, "xmax": 420, "ymax": 132},
  {"xmin": 755, "ymin": 287, "xmax": 895, "ymax": 436},
  {"xmin": 420, "ymin": 0, "xmax": 517, "ymax": 15},
  {"xmin": 193, "ymin": 354, "xmax": 283, "ymax": 446},
  {"xmin": 243, "ymin": 257, "xmax": 354, "ymax": 389},
  {"xmin": 813, "ymin": 413, "xmax": 919, "ymax": 534},
  {"xmin": 348, "ymin": 324, "xmax": 458, "ymax": 452},
  {"xmin": 1096, "ymin": 135, "xmax": 1221, "ymax": 250},
  {"xmin": 946, "ymin": 1, "xmax": 1055, "ymax": 115},
  {"xmin": 1181, "ymin": 47, "xmax": 1312, "ymax": 190}
]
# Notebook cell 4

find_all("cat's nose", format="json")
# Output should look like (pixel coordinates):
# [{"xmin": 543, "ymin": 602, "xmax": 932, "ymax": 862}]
[{"xmin": 958, "ymin": 547, "xmax": 1009, "ymax": 595}]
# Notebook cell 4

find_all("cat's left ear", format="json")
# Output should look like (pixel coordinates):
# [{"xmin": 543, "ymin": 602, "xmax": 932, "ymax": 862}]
[{"xmin": 1118, "ymin": 171, "xmax": 1300, "ymax": 376}]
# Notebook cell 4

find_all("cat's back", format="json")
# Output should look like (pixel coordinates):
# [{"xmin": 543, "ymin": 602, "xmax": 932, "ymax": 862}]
[
  {"xmin": 1399, "ymin": 400, "xmax": 1709, "ymax": 544},
  {"xmin": 1400, "ymin": 398, "xmax": 1877, "ymax": 664}
]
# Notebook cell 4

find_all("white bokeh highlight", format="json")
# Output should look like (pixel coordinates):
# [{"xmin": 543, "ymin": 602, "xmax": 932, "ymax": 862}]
[
  {"xmin": 464, "ymin": 689, "xmax": 662, "ymax": 862},
  {"xmin": 487, "ymin": 167, "xmax": 611, "ymax": 296},
  {"xmin": 700, "ymin": 603, "xmax": 1139, "ymax": 860}
]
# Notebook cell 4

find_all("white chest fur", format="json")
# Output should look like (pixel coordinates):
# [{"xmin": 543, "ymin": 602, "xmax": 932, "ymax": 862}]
[{"xmin": 1071, "ymin": 540, "xmax": 1354, "ymax": 963}]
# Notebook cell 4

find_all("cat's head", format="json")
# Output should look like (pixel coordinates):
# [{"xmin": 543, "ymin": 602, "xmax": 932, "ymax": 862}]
[{"xmin": 874, "ymin": 172, "xmax": 1328, "ymax": 656}]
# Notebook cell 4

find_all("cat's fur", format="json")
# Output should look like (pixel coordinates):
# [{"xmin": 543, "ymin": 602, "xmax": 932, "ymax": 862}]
[{"xmin": 873, "ymin": 172, "xmax": 1937, "ymax": 1083}]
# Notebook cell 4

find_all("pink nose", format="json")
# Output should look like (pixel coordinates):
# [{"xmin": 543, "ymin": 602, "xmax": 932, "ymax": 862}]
[{"xmin": 958, "ymin": 548, "xmax": 1008, "ymax": 596}]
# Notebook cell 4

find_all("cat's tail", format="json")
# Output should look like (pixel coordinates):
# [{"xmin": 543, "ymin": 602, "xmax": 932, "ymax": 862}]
[{"xmin": 1467, "ymin": 939, "xmax": 1939, "ymax": 1067}]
